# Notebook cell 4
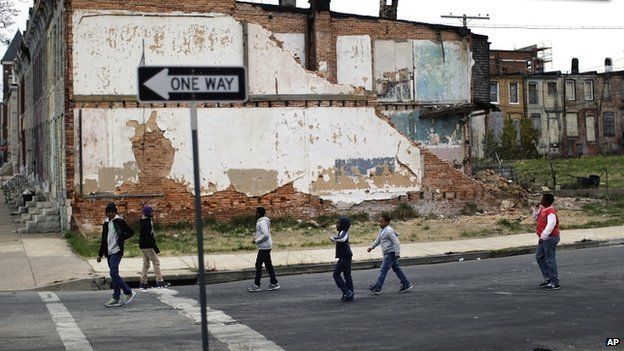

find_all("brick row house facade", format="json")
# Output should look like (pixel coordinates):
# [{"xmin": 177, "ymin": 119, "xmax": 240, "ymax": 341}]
[{"xmin": 4, "ymin": 0, "xmax": 503, "ymax": 233}]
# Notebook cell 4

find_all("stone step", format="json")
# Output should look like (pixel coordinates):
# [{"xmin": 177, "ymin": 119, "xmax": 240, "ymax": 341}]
[
  {"xmin": 35, "ymin": 201, "xmax": 53, "ymax": 209},
  {"xmin": 42, "ymin": 208, "xmax": 59, "ymax": 216},
  {"xmin": 32, "ymin": 214, "xmax": 60, "ymax": 223}
]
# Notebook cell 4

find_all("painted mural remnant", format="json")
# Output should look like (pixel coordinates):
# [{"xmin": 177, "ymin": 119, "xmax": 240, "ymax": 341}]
[{"xmin": 335, "ymin": 157, "xmax": 396, "ymax": 177}]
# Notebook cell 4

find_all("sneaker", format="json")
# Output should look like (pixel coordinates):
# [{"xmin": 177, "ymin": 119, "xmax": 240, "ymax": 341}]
[
  {"xmin": 104, "ymin": 297, "xmax": 122, "ymax": 308},
  {"xmin": 156, "ymin": 281, "xmax": 171, "ymax": 288},
  {"xmin": 139, "ymin": 283, "xmax": 151, "ymax": 290},
  {"xmin": 121, "ymin": 291, "xmax": 136, "ymax": 305},
  {"xmin": 539, "ymin": 280, "xmax": 550, "ymax": 289},
  {"xmin": 368, "ymin": 285, "xmax": 381, "ymax": 295},
  {"xmin": 247, "ymin": 284, "xmax": 262, "ymax": 292},
  {"xmin": 543, "ymin": 282, "xmax": 560, "ymax": 291},
  {"xmin": 399, "ymin": 284, "xmax": 414, "ymax": 293},
  {"xmin": 343, "ymin": 290, "xmax": 354, "ymax": 302},
  {"xmin": 267, "ymin": 283, "xmax": 281, "ymax": 291}
]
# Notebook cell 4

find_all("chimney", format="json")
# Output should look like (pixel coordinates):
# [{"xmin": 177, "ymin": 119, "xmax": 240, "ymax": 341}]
[
  {"xmin": 605, "ymin": 57, "xmax": 613, "ymax": 73},
  {"xmin": 379, "ymin": 0, "xmax": 399, "ymax": 20},
  {"xmin": 279, "ymin": 0, "xmax": 297, "ymax": 7},
  {"xmin": 571, "ymin": 58, "xmax": 579, "ymax": 74},
  {"xmin": 308, "ymin": 0, "xmax": 331, "ymax": 12}
]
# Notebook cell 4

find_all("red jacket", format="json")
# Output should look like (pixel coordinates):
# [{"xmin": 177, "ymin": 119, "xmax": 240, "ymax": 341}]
[{"xmin": 536, "ymin": 206, "xmax": 560, "ymax": 238}]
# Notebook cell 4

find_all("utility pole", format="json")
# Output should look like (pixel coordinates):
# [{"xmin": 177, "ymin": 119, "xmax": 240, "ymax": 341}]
[{"xmin": 441, "ymin": 13, "xmax": 490, "ymax": 28}]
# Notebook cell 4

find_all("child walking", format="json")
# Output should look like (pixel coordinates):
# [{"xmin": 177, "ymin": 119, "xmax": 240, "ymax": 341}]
[
  {"xmin": 97, "ymin": 202, "xmax": 136, "ymax": 307},
  {"xmin": 139, "ymin": 205, "xmax": 171, "ymax": 290},
  {"xmin": 367, "ymin": 213, "xmax": 413, "ymax": 295},
  {"xmin": 533, "ymin": 193, "xmax": 561, "ymax": 291},
  {"xmin": 330, "ymin": 217, "xmax": 354, "ymax": 302},
  {"xmin": 248, "ymin": 207, "xmax": 281, "ymax": 292}
]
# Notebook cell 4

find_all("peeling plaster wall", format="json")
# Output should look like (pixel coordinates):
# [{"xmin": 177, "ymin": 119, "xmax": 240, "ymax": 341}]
[
  {"xmin": 72, "ymin": 10, "xmax": 244, "ymax": 95},
  {"xmin": 384, "ymin": 109, "xmax": 464, "ymax": 166},
  {"xmin": 374, "ymin": 40, "xmax": 413, "ymax": 101},
  {"xmin": 76, "ymin": 107, "xmax": 423, "ymax": 206},
  {"xmin": 336, "ymin": 35, "xmax": 373, "ymax": 90},
  {"xmin": 413, "ymin": 40, "xmax": 472, "ymax": 103},
  {"xmin": 273, "ymin": 33, "xmax": 306, "ymax": 67},
  {"xmin": 247, "ymin": 24, "xmax": 354, "ymax": 95}
]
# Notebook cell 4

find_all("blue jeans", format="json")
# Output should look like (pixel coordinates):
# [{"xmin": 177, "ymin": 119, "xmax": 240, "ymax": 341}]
[
  {"xmin": 535, "ymin": 236, "xmax": 560, "ymax": 284},
  {"xmin": 107, "ymin": 253, "xmax": 132, "ymax": 300},
  {"xmin": 373, "ymin": 252, "xmax": 410, "ymax": 290},
  {"xmin": 333, "ymin": 257, "xmax": 353, "ymax": 295}
]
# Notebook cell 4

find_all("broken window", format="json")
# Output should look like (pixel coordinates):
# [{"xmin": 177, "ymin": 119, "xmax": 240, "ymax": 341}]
[
  {"xmin": 565, "ymin": 113, "xmax": 578, "ymax": 137},
  {"xmin": 528, "ymin": 82, "xmax": 538, "ymax": 104},
  {"xmin": 584, "ymin": 80, "xmax": 594, "ymax": 101},
  {"xmin": 603, "ymin": 112, "xmax": 615, "ymax": 137},
  {"xmin": 490, "ymin": 82, "xmax": 499, "ymax": 103},
  {"xmin": 548, "ymin": 113, "xmax": 560, "ymax": 145},
  {"xmin": 586, "ymin": 115, "xmax": 596, "ymax": 142},
  {"xmin": 547, "ymin": 82, "xmax": 557, "ymax": 95},
  {"xmin": 509, "ymin": 82, "xmax": 519, "ymax": 104},
  {"xmin": 565, "ymin": 80, "xmax": 576, "ymax": 101}
]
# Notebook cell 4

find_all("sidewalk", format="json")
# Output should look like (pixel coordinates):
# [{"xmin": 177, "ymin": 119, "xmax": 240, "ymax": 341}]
[
  {"xmin": 1, "ymin": 188, "xmax": 623, "ymax": 291},
  {"xmin": 0, "ymin": 192, "xmax": 93, "ymax": 291}
]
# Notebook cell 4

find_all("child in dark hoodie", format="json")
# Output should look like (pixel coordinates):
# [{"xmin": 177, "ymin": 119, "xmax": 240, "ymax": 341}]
[
  {"xmin": 330, "ymin": 217, "xmax": 354, "ymax": 302},
  {"xmin": 139, "ymin": 205, "xmax": 170, "ymax": 290},
  {"xmin": 97, "ymin": 202, "xmax": 136, "ymax": 307}
]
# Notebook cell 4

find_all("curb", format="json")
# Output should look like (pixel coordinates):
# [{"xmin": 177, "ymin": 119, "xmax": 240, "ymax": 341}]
[{"xmin": 32, "ymin": 239, "xmax": 624, "ymax": 291}]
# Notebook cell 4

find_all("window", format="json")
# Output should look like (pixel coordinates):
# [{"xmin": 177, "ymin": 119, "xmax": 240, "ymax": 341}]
[
  {"xmin": 584, "ymin": 80, "xmax": 594, "ymax": 101},
  {"xmin": 548, "ymin": 113, "xmax": 560, "ymax": 145},
  {"xmin": 531, "ymin": 113, "xmax": 541, "ymax": 134},
  {"xmin": 547, "ymin": 82, "xmax": 557, "ymax": 95},
  {"xmin": 603, "ymin": 112, "xmax": 615, "ymax": 137},
  {"xmin": 586, "ymin": 115, "xmax": 596, "ymax": 142},
  {"xmin": 490, "ymin": 82, "xmax": 499, "ymax": 104},
  {"xmin": 565, "ymin": 80, "xmax": 576, "ymax": 101},
  {"xmin": 509, "ymin": 82, "xmax": 519, "ymax": 104},
  {"xmin": 528, "ymin": 82, "xmax": 538, "ymax": 104},
  {"xmin": 566, "ymin": 113, "xmax": 578, "ymax": 137},
  {"xmin": 604, "ymin": 82, "xmax": 611, "ymax": 101}
]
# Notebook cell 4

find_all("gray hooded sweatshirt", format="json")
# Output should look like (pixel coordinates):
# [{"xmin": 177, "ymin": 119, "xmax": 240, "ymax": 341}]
[
  {"xmin": 369, "ymin": 225, "xmax": 401, "ymax": 256},
  {"xmin": 253, "ymin": 216, "xmax": 273, "ymax": 250}
]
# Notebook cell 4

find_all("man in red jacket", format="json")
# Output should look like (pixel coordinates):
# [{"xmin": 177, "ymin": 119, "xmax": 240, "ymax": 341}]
[{"xmin": 533, "ymin": 193, "xmax": 561, "ymax": 291}]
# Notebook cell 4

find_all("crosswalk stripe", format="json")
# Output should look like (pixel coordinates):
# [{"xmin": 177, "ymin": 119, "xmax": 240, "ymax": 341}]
[
  {"xmin": 150, "ymin": 288, "xmax": 285, "ymax": 351},
  {"xmin": 38, "ymin": 292, "xmax": 94, "ymax": 351}
]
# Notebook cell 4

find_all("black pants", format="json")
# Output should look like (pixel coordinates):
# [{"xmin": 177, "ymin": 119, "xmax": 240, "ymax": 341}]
[
  {"xmin": 333, "ymin": 257, "xmax": 353, "ymax": 294},
  {"xmin": 255, "ymin": 249, "xmax": 278, "ymax": 286}
]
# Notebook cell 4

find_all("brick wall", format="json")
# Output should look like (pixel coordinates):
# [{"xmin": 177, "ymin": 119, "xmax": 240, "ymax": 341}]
[{"xmin": 471, "ymin": 35, "xmax": 490, "ymax": 104}]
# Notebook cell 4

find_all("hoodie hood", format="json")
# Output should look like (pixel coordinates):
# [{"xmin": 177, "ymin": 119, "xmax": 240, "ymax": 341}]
[
  {"xmin": 338, "ymin": 217, "xmax": 351, "ymax": 233},
  {"xmin": 257, "ymin": 216, "xmax": 270, "ymax": 225}
]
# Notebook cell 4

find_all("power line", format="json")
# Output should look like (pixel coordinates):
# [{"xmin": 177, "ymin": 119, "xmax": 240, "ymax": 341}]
[{"xmin": 453, "ymin": 24, "xmax": 624, "ymax": 30}]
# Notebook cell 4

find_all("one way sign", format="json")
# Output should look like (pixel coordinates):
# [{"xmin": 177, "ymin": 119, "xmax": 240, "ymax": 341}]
[{"xmin": 138, "ymin": 66, "xmax": 247, "ymax": 103}]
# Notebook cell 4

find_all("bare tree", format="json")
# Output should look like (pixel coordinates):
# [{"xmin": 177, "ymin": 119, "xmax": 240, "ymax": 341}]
[{"xmin": 0, "ymin": 0, "xmax": 20, "ymax": 45}]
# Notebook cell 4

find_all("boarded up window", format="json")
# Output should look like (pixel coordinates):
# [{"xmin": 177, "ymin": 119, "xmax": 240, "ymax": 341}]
[
  {"xmin": 603, "ymin": 112, "xmax": 615, "ymax": 137},
  {"xmin": 586, "ymin": 115, "xmax": 596, "ymax": 142},
  {"xmin": 584, "ymin": 80, "xmax": 594, "ymax": 101},
  {"xmin": 565, "ymin": 80, "xmax": 576, "ymax": 101},
  {"xmin": 604, "ymin": 82, "xmax": 611, "ymax": 101},
  {"xmin": 374, "ymin": 40, "xmax": 413, "ymax": 101},
  {"xmin": 528, "ymin": 82, "xmax": 538, "ymax": 104},
  {"xmin": 509, "ymin": 82, "xmax": 519, "ymax": 104},
  {"xmin": 336, "ymin": 36, "xmax": 373, "ymax": 90},
  {"xmin": 548, "ymin": 113, "xmax": 559, "ymax": 145},
  {"xmin": 566, "ymin": 113, "xmax": 578, "ymax": 137},
  {"xmin": 531, "ymin": 113, "xmax": 541, "ymax": 134}
]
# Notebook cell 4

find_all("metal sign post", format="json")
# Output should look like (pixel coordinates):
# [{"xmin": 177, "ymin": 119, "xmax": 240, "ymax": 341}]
[{"xmin": 138, "ymin": 66, "xmax": 247, "ymax": 351}]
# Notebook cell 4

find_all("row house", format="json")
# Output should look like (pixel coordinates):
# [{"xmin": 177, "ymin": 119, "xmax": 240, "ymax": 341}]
[{"xmin": 4, "ymin": 0, "xmax": 499, "ymax": 233}]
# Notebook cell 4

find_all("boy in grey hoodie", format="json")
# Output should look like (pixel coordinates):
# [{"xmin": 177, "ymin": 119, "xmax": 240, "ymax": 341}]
[
  {"xmin": 248, "ymin": 207, "xmax": 281, "ymax": 292},
  {"xmin": 367, "ymin": 213, "xmax": 413, "ymax": 294}
]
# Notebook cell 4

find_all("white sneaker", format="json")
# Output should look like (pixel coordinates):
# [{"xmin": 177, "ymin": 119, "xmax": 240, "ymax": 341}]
[
  {"xmin": 267, "ymin": 283, "xmax": 281, "ymax": 291},
  {"xmin": 247, "ymin": 284, "xmax": 261, "ymax": 292}
]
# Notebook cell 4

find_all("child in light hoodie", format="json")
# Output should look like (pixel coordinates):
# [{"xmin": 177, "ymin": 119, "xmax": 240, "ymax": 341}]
[
  {"xmin": 367, "ymin": 212, "xmax": 413, "ymax": 294},
  {"xmin": 248, "ymin": 207, "xmax": 281, "ymax": 292},
  {"xmin": 330, "ymin": 217, "xmax": 354, "ymax": 302}
]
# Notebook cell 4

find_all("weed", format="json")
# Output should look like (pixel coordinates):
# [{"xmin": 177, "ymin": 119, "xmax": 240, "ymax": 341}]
[
  {"xmin": 461, "ymin": 202, "xmax": 480, "ymax": 215},
  {"xmin": 391, "ymin": 203, "xmax": 418, "ymax": 221},
  {"xmin": 460, "ymin": 229, "xmax": 491, "ymax": 238}
]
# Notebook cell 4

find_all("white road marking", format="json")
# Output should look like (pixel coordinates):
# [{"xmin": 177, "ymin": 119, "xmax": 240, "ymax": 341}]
[
  {"xmin": 38, "ymin": 292, "xmax": 93, "ymax": 351},
  {"xmin": 150, "ymin": 288, "xmax": 285, "ymax": 351}
]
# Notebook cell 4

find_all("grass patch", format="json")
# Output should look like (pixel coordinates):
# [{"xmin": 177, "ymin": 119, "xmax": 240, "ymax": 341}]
[
  {"xmin": 390, "ymin": 203, "xmax": 418, "ymax": 221},
  {"xmin": 460, "ymin": 229, "xmax": 492, "ymax": 238},
  {"xmin": 560, "ymin": 217, "xmax": 624, "ymax": 230},
  {"xmin": 65, "ymin": 231, "xmax": 100, "ymax": 257},
  {"xmin": 513, "ymin": 155, "xmax": 624, "ymax": 189}
]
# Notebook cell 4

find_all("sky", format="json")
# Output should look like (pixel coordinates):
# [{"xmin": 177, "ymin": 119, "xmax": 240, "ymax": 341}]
[{"xmin": 1, "ymin": 0, "xmax": 623, "ymax": 73}]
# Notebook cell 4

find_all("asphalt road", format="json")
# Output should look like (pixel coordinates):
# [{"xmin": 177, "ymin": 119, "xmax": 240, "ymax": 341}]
[{"xmin": 1, "ymin": 245, "xmax": 622, "ymax": 351}]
